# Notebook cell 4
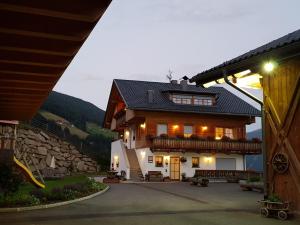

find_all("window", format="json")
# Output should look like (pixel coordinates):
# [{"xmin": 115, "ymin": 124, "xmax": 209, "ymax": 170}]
[
  {"xmin": 148, "ymin": 156, "xmax": 153, "ymax": 163},
  {"xmin": 171, "ymin": 94, "xmax": 214, "ymax": 106},
  {"xmin": 224, "ymin": 128, "xmax": 233, "ymax": 139},
  {"xmin": 192, "ymin": 157, "xmax": 199, "ymax": 168},
  {"xmin": 172, "ymin": 95, "xmax": 192, "ymax": 105},
  {"xmin": 215, "ymin": 127, "xmax": 223, "ymax": 140},
  {"xmin": 194, "ymin": 96, "xmax": 213, "ymax": 106},
  {"xmin": 184, "ymin": 125, "xmax": 193, "ymax": 138},
  {"xmin": 155, "ymin": 156, "xmax": 163, "ymax": 167},
  {"xmin": 157, "ymin": 124, "xmax": 167, "ymax": 136},
  {"xmin": 215, "ymin": 127, "xmax": 234, "ymax": 139}
]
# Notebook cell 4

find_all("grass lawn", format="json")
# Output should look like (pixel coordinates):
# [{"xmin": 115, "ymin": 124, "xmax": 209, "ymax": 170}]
[
  {"xmin": 17, "ymin": 175, "xmax": 98, "ymax": 195},
  {"xmin": 0, "ymin": 175, "xmax": 107, "ymax": 208}
]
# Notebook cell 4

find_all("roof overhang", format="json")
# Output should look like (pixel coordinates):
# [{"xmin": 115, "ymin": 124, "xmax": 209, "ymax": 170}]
[
  {"xmin": 0, "ymin": 0, "xmax": 112, "ymax": 120},
  {"xmin": 190, "ymin": 39, "xmax": 300, "ymax": 85}
]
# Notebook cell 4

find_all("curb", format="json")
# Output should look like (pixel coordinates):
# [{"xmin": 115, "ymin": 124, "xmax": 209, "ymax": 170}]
[{"xmin": 0, "ymin": 185, "xmax": 110, "ymax": 213}]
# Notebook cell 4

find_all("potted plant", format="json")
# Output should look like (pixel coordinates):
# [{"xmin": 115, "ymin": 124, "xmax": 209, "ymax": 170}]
[
  {"xmin": 180, "ymin": 157, "xmax": 187, "ymax": 163},
  {"xmin": 181, "ymin": 172, "xmax": 188, "ymax": 182}
]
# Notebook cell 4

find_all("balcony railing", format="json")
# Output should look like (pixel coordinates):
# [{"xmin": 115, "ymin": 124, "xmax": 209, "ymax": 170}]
[
  {"xmin": 194, "ymin": 170, "xmax": 262, "ymax": 179},
  {"xmin": 151, "ymin": 137, "xmax": 261, "ymax": 154}
]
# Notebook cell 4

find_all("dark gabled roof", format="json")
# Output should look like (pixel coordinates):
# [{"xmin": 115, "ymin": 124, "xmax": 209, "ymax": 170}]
[
  {"xmin": 190, "ymin": 29, "xmax": 300, "ymax": 84},
  {"xmin": 114, "ymin": 79, "xmax": 261, "ymax": 117}
]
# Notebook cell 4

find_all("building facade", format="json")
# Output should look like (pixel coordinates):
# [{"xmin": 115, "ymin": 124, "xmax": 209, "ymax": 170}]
[{"xmin": 104, "ymin": 79, "xmax": 261, "ymax": 180}]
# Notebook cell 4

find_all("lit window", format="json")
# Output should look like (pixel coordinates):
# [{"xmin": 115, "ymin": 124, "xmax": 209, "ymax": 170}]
[
  {"xmin": 215, "ymin": 127, "xmax": 223, "ymax": 140},
  {"xmin": 155, "ymin": 156, "xmax": 163, "ymax": 167},
  {"xmin": 215, "ymin": 127, "xmax": 234, "ymax": 139},
  {"xmin": 192, "ymin": 157, "xmax": 199, "ymax": 168},
  {"xmin": 157, "ymin": 124, "xmax": 167, "ymax": 136},
  {"xmin": 224, "ymin": 128, "xmax": 233, "ymax": 139},
  {"xmin": 184, "ymin": 125, "xmax": 193, "ymax": 138}
]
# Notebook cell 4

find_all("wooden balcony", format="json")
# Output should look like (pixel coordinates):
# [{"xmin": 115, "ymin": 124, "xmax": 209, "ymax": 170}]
[{"xmin": 151, "ymin": 137, "xmax": 262, "ymax": 154}]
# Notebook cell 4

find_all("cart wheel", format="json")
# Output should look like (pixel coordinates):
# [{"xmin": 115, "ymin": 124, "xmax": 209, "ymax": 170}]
[
  {"xmin": 277, "ymin": 211, "xmax": 288, "ymax": 220},
  {"xmin": 260, "ymin": 208, "xmax": 269, "ymax": 217}
]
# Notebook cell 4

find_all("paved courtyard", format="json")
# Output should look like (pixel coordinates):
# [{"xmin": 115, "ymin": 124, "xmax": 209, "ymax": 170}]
[{"xmin": 1, "ymin": 182, "xmax": 299, "ymax": 225}]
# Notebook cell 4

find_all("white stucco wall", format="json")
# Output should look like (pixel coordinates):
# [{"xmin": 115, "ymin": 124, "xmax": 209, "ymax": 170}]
[
  {"xmin": 111, "ymin": 140, "xmax": 130, "ymax": 179},
  {"xmin": 135, "ymin": 148, "xmax": 244, "ymax": 179}
]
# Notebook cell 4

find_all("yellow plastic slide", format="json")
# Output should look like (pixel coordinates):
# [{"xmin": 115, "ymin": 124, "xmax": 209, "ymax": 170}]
[{"xmin": 13, "ymin": 156, "xmax": 45, "ymax": 189}]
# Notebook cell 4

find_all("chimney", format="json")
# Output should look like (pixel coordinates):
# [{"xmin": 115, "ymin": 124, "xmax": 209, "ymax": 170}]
[
  {"xmin": 147, "ymin": 90, "xmax": 154, "ymax": 103},
  {"xmin": 180, "ymin": 80, "xmax": 188, "ymax": 90},
  {"xmin": 170, "ymin": 80, "xmax": 178, "ymax": 85}
]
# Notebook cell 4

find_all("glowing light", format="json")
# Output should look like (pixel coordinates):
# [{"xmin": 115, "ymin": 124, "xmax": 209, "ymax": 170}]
[
  {"xmin": 204, "ymin": 156, "xmax": 212, "ymax": 163},
  {"xmin": 114, "ymin": 155, "xmax": 119, "ymax": 160},
  {"xmin": 264, "ymin": 62, "xmax": 275, "ymax": 72},
  {"xmin": 201, "ymin": 126, "xmax": 208, "ymax": 131},
  {"xmin": 140, "ymin": 151, "xmax": 146, "ymax": 158},
  {"xmin": 173, "ymin": 125, "xmax": 179, "ymax": 129},
  {"xmin": 140, "ymin": 123, "xmax": 146, "ymax": 129},
  {"xmin": 125, "ymin": 131, "xmax": 130, "ymax": 136},
  {"xmin": 233, "ymin": 69, "xmax": 251, "ymax": 78},
  {"xmin": 203, "ymin": 81, "xmax": 216, "ymax": 88},
  {"xmin": 215, "ymin": 136, "xmax": 221, "ymax": 140},
  {"xmin": 216, "ymin": 78, "xmax": 225, "ymax": 84},
  {"xmin": 235, "ymin": 73, "xmax": 263, "ymax": 89}
]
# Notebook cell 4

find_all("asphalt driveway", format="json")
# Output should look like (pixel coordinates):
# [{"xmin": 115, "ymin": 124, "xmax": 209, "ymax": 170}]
[{"xmin": 1, "ymin": 182, "xmax": 299, "ymax": 225}]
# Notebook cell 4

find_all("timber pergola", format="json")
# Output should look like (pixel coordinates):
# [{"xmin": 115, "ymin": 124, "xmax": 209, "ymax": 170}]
[{"xmin": 0, "ymin": 0, "xmax": 112, "ymax": 120}]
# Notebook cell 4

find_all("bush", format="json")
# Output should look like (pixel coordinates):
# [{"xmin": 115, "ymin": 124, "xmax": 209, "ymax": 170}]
[
  {"xmin": 30, "ymin": 189, "xmax": 47, "ymax": 202},
  {"xmin": 248, "ymin": 176, "xmax": 261, "ymax": 183},
  {"xmin": 0, "ymin": 193, "xmax": 40, "ymax": 207},
  {"xmin": 0, "ymin": 165, "xmax": 23, "ymax": 196},
  {"xmin": 268, "ymin": 194, "xmax": 282, "ymax": 202},
  {"xmin": 47, "ymin": 187, "xmax": 66, "ymax": 201}
]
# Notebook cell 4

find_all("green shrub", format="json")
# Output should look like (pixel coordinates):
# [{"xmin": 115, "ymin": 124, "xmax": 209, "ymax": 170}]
[
  {"xmin": 0, "ymin": 193, "xmax": 40, "ymax": 207},
  {"xmin": 248, "ymin": 176, "xmax": 261, "ymax": 183},
  {"xmin": 268, "ymin": 194, "xmax": 282, "ymax": 202},
  {"xmin": 0, "ymin": 165, "xmax": 23, "ymax": 196}
]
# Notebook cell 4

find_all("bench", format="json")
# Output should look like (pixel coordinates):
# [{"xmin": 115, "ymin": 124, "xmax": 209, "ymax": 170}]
[{"xmin": 146, "ymin": 171, "xmax": 163, "ymax": 182}]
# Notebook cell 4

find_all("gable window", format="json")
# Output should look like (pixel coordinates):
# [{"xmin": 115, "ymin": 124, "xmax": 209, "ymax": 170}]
[
  {"xmin": 171, "ymin": 94, "xmax": 214, "ymax": 106},
  {"xmin": 184, "ymin": 125, "xmax": 193, "ymax": 138},
  {"xmin": 192, "ymin": 157, "xmax": 199, "ymax": 168},
  {"xmin": 157, "ymin": 124, "xmax": 167, "ymax": 136},
  {"xmin": 155, "ymin": 156, "xmax": 163, "ymax": 167}
]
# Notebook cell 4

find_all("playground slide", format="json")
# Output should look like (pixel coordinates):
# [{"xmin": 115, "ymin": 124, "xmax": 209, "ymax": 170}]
[{"xmin": 13, "ymin": 156, "xmax": 45, "ymax": 189}]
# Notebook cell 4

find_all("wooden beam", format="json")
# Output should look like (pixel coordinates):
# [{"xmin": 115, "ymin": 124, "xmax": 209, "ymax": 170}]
[
  {"xmin": 0, "ymin": 46, "xmax": 75, "ymax": 56},
  {"xmin": 0, "ymin": 28, "xmax": 87, "ymax": 42},
  {"xmin": 0, "ymin": 60, "xmax": 66, "ymax": 68},
  {"xmin": 0, "ymin": 3, "xmax": 103, "ymax": 22}
]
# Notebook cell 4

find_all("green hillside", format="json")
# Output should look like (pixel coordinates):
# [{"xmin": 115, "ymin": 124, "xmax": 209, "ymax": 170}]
[
  {"xmin": 30, "ymin": 91, "xmax": 115, "ymax": 171},
  {"xmin": 40, "ymin": 91, "xmax": 105, "ymax": 131}
]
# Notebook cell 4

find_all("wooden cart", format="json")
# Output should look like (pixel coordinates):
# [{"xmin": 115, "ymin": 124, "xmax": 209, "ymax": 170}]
[{"xmin": 259, "ymin": 200, "xmax": 290, "ymax": 220}]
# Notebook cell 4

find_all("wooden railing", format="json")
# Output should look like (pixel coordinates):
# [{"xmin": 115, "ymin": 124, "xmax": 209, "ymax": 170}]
[
  {"xmin": 151, "ymin": 137, "xmax": 261, "ymax": 154},
  {"xmin": 194, "ymin": 170, "xmax": 262, "ymax": 179}
]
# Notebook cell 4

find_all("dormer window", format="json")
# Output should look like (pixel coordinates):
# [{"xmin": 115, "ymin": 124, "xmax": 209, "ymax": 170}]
[
  {"xmin": 171, "ymin": 94, "xmax": 214, "ymax": 106},
  {"xmin": 194, "ymin": 96, "xmax": 213, "ymax": 106},
  {"xmin": 172, "ymin": 95, "xmax": 192, "ymax": 104}
]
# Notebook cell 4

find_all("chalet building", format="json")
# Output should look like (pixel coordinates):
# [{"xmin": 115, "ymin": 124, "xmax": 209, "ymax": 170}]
[
  {"xmin": 190, "ymin": 29, "xmax": 300, "ymax": 213},
  {"xmin": 104, "ymin": 79, "xmax": 261, "ymax": 180}
]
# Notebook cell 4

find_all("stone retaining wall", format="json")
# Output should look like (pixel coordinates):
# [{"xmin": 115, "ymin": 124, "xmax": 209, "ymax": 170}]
[{"xmin": 15, "ymin": 128, "xmax": 98, "ymax": 175}]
